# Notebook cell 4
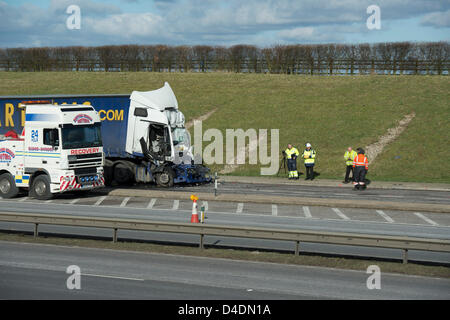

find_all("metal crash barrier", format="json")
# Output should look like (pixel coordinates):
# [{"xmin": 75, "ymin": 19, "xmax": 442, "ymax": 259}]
[{"xmin": 0, "ymin": 211, "xmax": 449, "ymax": 264}]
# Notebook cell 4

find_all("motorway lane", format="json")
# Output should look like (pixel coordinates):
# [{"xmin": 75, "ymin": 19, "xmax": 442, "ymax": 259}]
[
  {"xmin": 2, "ymin": 196, "xmax": 450, "ymax": 235},
  {"xmin": 138, "ymin": 181, "xmax": 450, "ymax": 205},
  {"xmin": 0, "ymin": 196, "xmax": 450, "ymax": 263},
  {"xmin": 1, "ymin": 241, "xmax": 449, "ymax": 300}
]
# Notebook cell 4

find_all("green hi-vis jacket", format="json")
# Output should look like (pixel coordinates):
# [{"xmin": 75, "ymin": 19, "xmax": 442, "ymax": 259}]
[
  {"xmin": 302, "ymin": 149, "xmax": 316, "ymax": 164},
  {"xmin": 344, "ymin": 150, "xmax": 358, "ymax": 166},
  {"xmin": 285, "ymin": 147, "xmax": 300, "ymax": 159}
]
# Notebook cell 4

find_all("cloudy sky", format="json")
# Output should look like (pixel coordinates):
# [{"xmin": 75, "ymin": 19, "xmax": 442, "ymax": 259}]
[{"xmin": 0, "ymin": 0, "xmax": 449, "ymax": 48}]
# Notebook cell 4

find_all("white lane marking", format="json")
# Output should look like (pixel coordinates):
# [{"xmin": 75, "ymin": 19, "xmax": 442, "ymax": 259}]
[
  {"xmin": 272, "ymin": 204, "xmax": 278, "ymax": 216},
  {"xmin": 236, "ymin": 203, "xmax": 244, "ymax": 214},
  {"xmin": 45, "ymin": 199, "xmax": 53, "ymax": 203},
  {"xmin": 302, "ymin": 206, "xmax": 312, "ymax": 219},
  {"xmin": 70, "ymin": 198, "xmax": 79, "ymax": 205},
  {"xmin": 413, "ymin": 212, "xmax": 439, "ymax": 226},
  {"xmin": 83, "ymin": 273, "xmax": 144, "ymax": 281},
  {"xmin": 147, "ymin": 198, "xmax": 156, "ymax": 209},
  {"xmin": 4, "ymin": 196, "xmax": 448, "ymax": 228},
  {"xmin": 424, "ymin": 197, "xmax": 450, "ymax": 201},
  {"xmin": 332, "ymin": 208, "xmax": 350, "ymax": 220},
  {"xmin": 19, "ymin": 197, "xmax": 29, "ymax": 202},
  {"xmin": 376, "ymin": 210, "xmax": 395, "ymax": 223},
  {"xmin": 94, "ymin": 196, "xmax": 107, "ymax": 207},
  {"xmin": 172, "ymin": 200, "xmax": 180, "ymax": 210},
  {"xmin": 120, "ymin": 197, "xmax": 130, "ymax": 208}
]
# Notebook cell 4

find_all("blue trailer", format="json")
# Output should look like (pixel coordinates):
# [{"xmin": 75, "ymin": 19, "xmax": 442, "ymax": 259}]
[{"xmin": 0, "ymin": 83, "xmax": 211, "ymax": 187}]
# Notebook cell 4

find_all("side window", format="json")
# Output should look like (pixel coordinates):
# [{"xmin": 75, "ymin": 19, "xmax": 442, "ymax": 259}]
[
  {"xmin": 43, "ymin": 129, "xmax": 59, "ymax": 146},
  {"xmin": 134, "ymin": 107, "xmax": 148, "ymax": 117}
]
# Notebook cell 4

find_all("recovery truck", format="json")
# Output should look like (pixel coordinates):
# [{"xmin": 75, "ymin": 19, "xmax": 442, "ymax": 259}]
[
  {"xmin": 0, "ymin": 101, "xmax": 105, "ymax": 199},
  {"xmin": 0, "ymin": 82, "xmax": 210, "ymax": 188}
]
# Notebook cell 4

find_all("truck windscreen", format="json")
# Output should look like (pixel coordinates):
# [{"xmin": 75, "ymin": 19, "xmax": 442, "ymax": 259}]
[
  {"xmin": 172, "ymin": 128, "xmax": 191, "ymax": 148},
  {"xmin": 61, "ymin": 123, "xmax": 102, "ymax": 149}
]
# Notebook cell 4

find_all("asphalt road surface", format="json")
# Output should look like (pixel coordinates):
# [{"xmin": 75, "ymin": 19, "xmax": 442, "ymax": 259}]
[
  {"xmin": 144, "ymin": 181, "xmax": 450, "ymax": 205},
  {"xmin": 1, "ymin": 194, "xmax": 449, "ymax": 264},
  {"xmin": 1, "ymin": 241, "xmax": 449, "ymax": 300}
]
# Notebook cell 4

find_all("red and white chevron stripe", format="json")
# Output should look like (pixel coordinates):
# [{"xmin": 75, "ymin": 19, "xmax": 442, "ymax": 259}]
[{"xmin": 59, "ymin": 175, "xmax": 104, "ymax": 192}]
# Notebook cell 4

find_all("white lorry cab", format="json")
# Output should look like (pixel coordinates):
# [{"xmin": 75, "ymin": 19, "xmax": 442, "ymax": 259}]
[{"xmin": 0, "ymin": 101, "xmax": 104, "ymax": 200}]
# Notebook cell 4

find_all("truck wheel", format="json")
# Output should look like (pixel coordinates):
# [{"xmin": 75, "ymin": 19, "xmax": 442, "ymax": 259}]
[
  {"xmin": 30, "ymin": 175, "xmax": 53, "ymax": 200},
  {"xmin": 104, "ymin": 159, "xmax": 113, "ymax": 186},
  {"xmin": 114, "ymin": 162, "xmax": 133, "ymax": 185},
  {"xmin": 0, "ymin": 173, "xmax": 19, "ymax": 199},
  {"xmin": 156, "ymin": 167, "xmax": 174, "ymax": 188}
]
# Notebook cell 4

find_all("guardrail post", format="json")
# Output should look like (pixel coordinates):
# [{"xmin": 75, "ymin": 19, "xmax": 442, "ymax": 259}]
[
  {"xmin": 199, "ymin": 234, "xmax": 204, "ymax": 249},
  {"xmin": 34, "ymin": 223, "xmax": 39, "ymax": 238},
  {"xmin": 113, "ymin": 228, "xmax": 118, "ymax": 243},
  {"xmin": 214, "ymin": 172, "xmax": 218, "ymax": 197},
  {"xmin": 402, "ymin": 249, "xmax": 408, "ymax": 264},
  {"xmin": 295, "ymin": 241, "xmax": 300, "ymax": 256}
]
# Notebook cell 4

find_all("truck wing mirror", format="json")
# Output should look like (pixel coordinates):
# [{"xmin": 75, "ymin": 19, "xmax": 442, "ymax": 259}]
[{"xmin": 49, "ymin": 129, "xmax": 59, "ymax": 147}]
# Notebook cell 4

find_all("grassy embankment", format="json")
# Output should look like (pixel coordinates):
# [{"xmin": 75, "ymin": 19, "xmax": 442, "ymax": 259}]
[{"xmin": 0, "ymin": 72, "xmax": 449, "ymax": 183}]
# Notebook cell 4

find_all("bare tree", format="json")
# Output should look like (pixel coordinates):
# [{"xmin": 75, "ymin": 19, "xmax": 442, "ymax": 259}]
[
  {"xmin": 193, "ymin": 45, "xmax": 213, "ymax": 72},
  {"xmin": 229, "ymin": 45, "xmax": 246, "ymax": 73},
  {"xmin": 174, "ymin": 46, "xmax": 192, "ymax": 72},
  {"xmin": 246, "ymin": 45, "xmax": 260, "ymax": 73},
  {"xmin": 261, "ymin": 47, "xmax": 274, "ymax": 73},
  {"xmin": 213, "ymin": 46, "xmax": 231, "ymax": 72},
  {"xmin": 357, "ymin": 43, "xmax": 371, "ymax": 75},
  {"xmin": 97, "ymin": 45, "xmax": 116, "ymax": 72}
]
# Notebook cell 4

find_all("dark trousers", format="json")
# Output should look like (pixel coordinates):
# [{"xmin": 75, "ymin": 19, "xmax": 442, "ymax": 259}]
[
  {"xmin": 287, "ymin": 159, "xmax": 297, "ymax": 172},
  {"xmin": 305, "ymin": 165, "xmax": 314, "ymax": 179},
  {"xmin": 354, "ymin": 166, "xmax": 366, "ymax": 187},
  {"xmin": 345, "ymin": 165, "xmax": 354, "ymax": 182}
]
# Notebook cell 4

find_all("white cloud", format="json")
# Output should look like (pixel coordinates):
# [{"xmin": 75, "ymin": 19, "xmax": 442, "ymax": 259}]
[
  {"xmin": 421, "ymin": 10, "xmax": 450, "ymax": 28},
  {"xmin": 87, "ymin": 12, "xmax": 165, "ymax": 38},
  {"xmin": 277, "ymin": 27, "xmax": 316, "ymax": 40},
  {"xmin": 0, "ymin": 0, "xmax": 449, "ymax": 47}
]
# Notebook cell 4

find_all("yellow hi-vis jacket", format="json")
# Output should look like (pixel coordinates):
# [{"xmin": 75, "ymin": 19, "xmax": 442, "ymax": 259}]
[
  {"xmin": 285, "ymin": 147, "xmax": 299, "ymax": 159},
  {"xmin": 302, "ymin": 149, "xmax": 316, "ymax": 164},
  {"xmin": 344, "ymin": 150, "xmax": 358, "ymax": 166}
]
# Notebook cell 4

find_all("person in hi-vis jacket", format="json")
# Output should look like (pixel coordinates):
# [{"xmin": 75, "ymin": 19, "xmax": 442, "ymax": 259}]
[{"xmin": 302, "ymin": 143, "xmax": 316, "ymax": 180}]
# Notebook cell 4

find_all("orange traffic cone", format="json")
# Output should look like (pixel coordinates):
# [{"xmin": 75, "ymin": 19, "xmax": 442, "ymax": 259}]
[{"xmin": 190, "ymin": 195, "xmax": 199, "ymax": 223}]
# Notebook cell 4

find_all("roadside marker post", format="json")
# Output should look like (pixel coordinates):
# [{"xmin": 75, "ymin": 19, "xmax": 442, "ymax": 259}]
[
  {"xmin": 214, "ymin": 172, "xmax": 218, "ymax": 197},
  {"xmin": 200, "ymin": 206, "xmax": 205, "ymax": 223}
]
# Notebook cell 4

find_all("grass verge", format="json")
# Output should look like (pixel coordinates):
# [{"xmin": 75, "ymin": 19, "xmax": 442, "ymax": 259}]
[
  {"xmin": 0, "ymin": 72, "xmax": 449, "ymax": 183},
  {"xmin": 1, "ymin": 232, "xmax": 449, "ymax": 279}
]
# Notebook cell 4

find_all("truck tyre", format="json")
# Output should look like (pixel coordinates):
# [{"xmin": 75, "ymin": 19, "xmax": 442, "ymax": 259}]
[
  {"xmin": 30, "ymin": 175, "xmax": 53, "ymax": 200},
  {"xmin": 114, "ymin": 162, "xmax": 134, "ymax": 185},
  {"xmin": 155, "ymin": 167, "xmax": 174, "ymax": 188},
  {"xmin": 0, "ymin": 173, "xmax": 19, "ymax": 199},
  {"xmin": 104, "ymin": 159, "xmax": 114, "ymax": 186}
]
